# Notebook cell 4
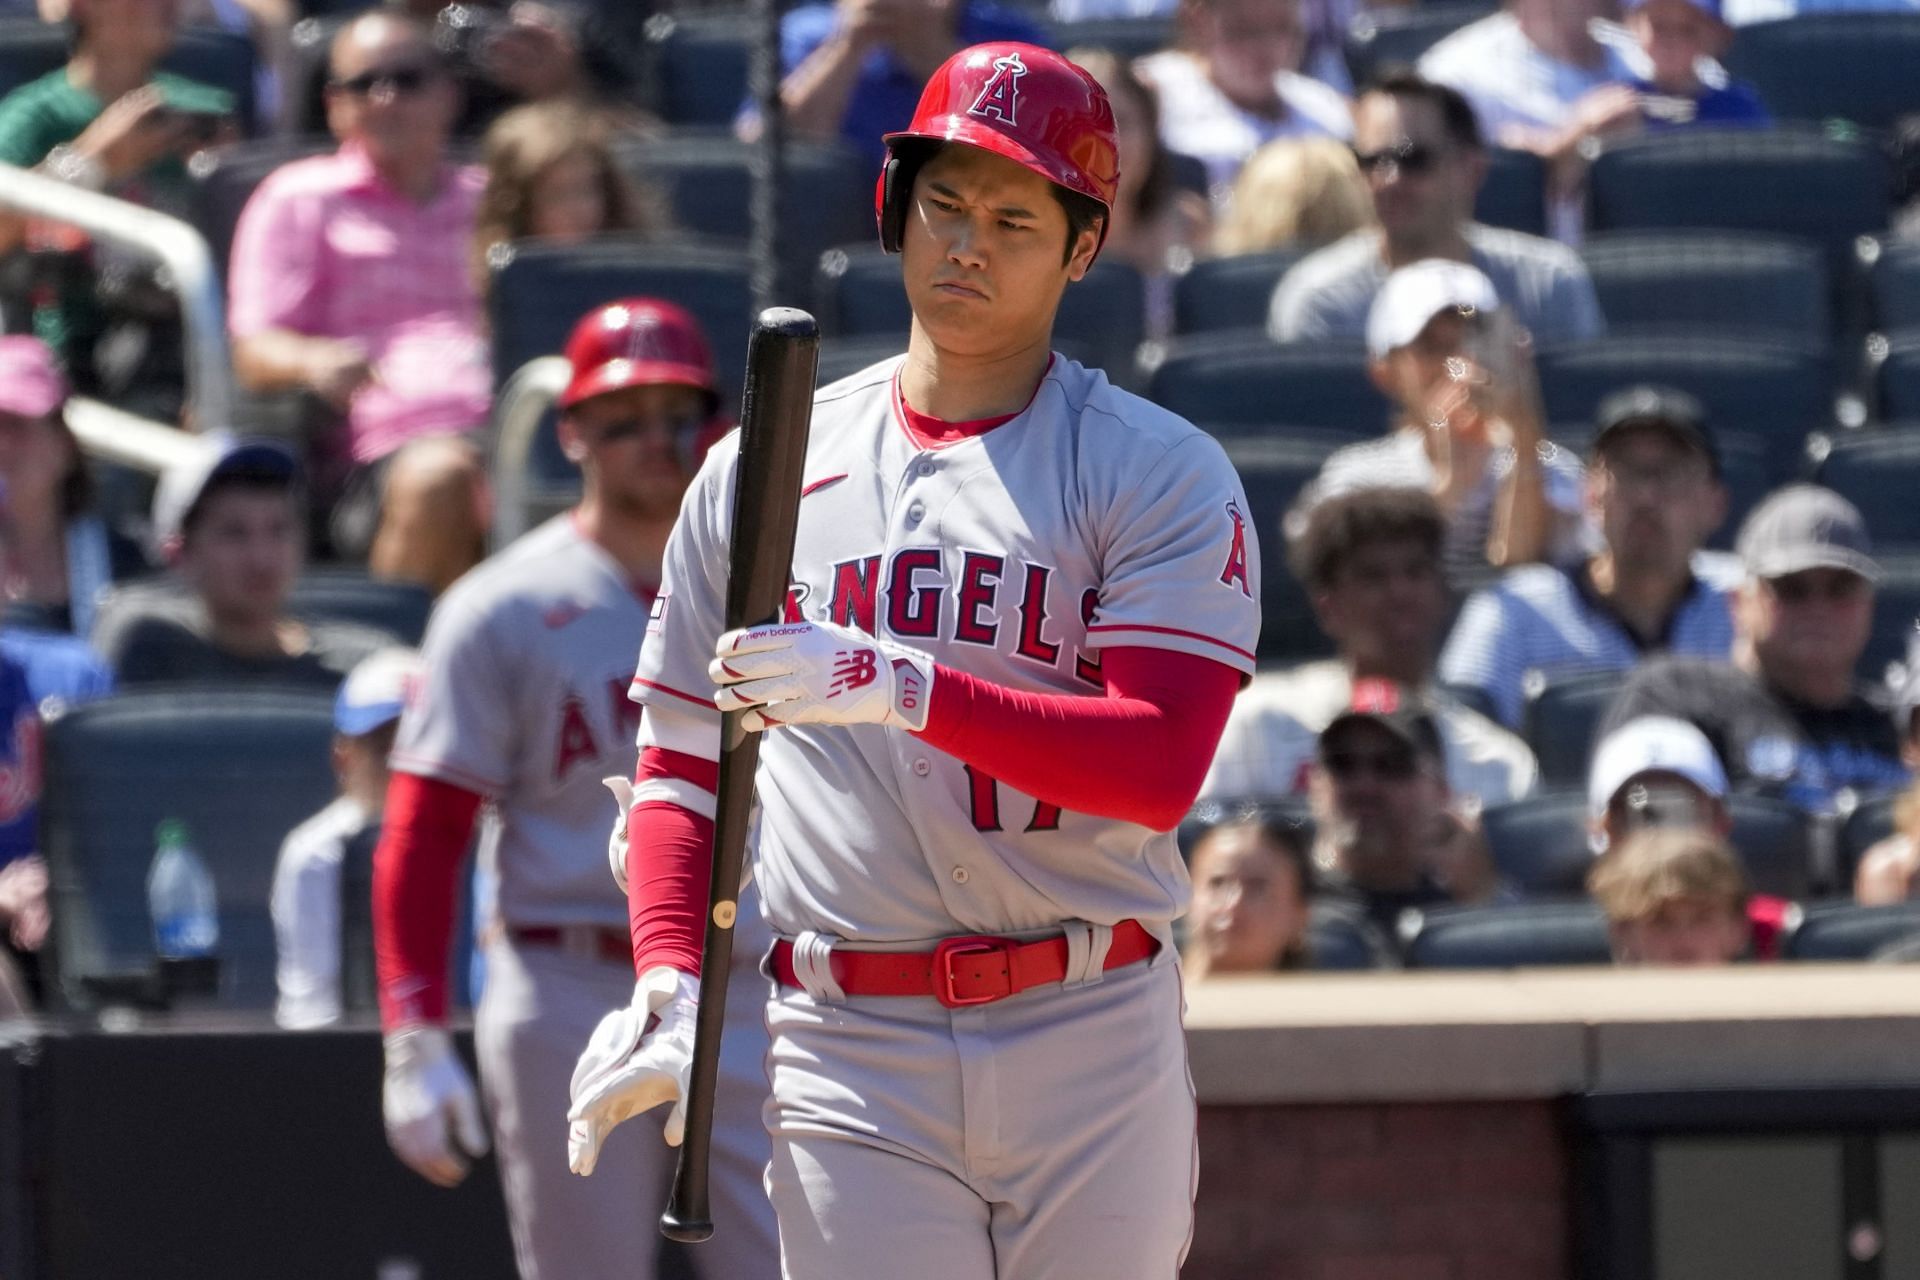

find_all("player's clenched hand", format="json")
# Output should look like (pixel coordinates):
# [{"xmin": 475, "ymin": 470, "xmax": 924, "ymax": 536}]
[
  {"xmin": 567, "ymin": 966, "xmax": 699, "ymax": 1175},
  {"xmin": 602, "ymin": 775, "xmax": 636, "ymax": 893},
  {"xmin": 382, "ymin": 1026, "xmax": 490, "ymax": 1188},
  {"xmin": 710, "ymin": 619, "xmax": 936, "ymax": 732}
]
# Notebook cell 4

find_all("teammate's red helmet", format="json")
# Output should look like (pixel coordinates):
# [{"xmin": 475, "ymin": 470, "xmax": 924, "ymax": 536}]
[
  {"xmin": 559, "ymin": 298, "xmax": 719, "ymax": 411},
  {"xmin": 875, "ymin": 43, "xmax": 1120, "ymax": 255}
]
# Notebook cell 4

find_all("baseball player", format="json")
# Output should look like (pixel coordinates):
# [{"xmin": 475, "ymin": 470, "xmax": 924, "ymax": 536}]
[
  {"xmin": 566, "ymin": 45, "xmax": 1261, "ymax": 1277},
  {"xmin": 370, "ymin": 300, "xmax": 780, "ymax": 1280}
]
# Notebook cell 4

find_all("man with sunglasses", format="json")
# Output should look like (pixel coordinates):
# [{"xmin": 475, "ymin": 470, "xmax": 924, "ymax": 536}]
[
  {"xmin": 1269, "ymin": 68, "xmax": 1602, "ymax": 347},
  {"xmin": 1599, "ymin": 485, "xmax": 1910, "ymax": 815},
  {"xmin": 230, "ymin": 11, "xmax": 490, "ymax": 594},
  {"xmin": 370, "ymin": 299, "xmax": 780, "ymax": 1279},
  {"xmin": 1310, "ymin": 678, "xmax": 1506, "ymax": 941}
]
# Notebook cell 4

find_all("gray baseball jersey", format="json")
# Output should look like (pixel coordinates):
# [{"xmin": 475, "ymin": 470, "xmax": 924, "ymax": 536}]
[{"xmin": 632, "ymin": 354, "xmax": 1263, "ymax": 942}]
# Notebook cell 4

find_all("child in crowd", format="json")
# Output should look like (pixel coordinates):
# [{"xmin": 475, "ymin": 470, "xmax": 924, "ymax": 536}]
[
  {"xmin": 1588, "ymin": 827, "xmax": 1786, "ymax": 966},
  {"xmin": 1183, "ymin": 814, "xmax": 1316, "ymax": 978},
  {"xmin": 1623, "ymin": 0, "xmax": 1770, "ymax": 130}
]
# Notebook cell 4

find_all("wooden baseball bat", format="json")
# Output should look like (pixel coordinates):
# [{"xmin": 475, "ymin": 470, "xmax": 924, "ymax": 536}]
[{"xmin": 660, "ymin": 307, "xmax": 818, "ymax": 1244}]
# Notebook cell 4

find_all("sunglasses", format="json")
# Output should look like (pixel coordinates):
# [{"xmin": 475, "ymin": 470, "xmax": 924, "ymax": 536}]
[
  {"xmin": 587, "ymin": 414, "xmax": 703, "ymax": 444},
  {"xmin": 1351, "ymin": 141, "xmax": 1441, "ymax": 177},
  {"xmin": 1321, "ymin": 746, "xmax": 1420, "ymax": 782},
  {"xmin": 330, "ymin": 64, "xmax": 436, "ymax": 98},
  {"xmin": 1766, "ymin": 572, "xmax": 1868, "ymax": 605}
]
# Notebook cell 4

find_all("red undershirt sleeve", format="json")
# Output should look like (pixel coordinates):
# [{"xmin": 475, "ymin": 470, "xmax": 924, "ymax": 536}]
[
  {"xmin": 627, "ymin": 747, "xmax": 719, "ymax": 979},
  {"xmin": 915, "ymin": 645, "xmax": 1239, "ymax": 832},
  {"xmin": 372, "ymin": 772, "xmax": 485, "ymax": 1029}
]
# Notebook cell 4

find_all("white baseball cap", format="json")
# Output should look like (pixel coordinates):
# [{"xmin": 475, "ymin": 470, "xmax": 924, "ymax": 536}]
[
  {"xmin": 1365, "ymin": 259, "xmax": 1501, "ymax": 360},
  {"xmin": 1587, "ymin": 716, "xmax": 1728, "ymax": 819},
  {"xmin": 334, "ymin": 647, "xmax": 422, "ymax": 737}
]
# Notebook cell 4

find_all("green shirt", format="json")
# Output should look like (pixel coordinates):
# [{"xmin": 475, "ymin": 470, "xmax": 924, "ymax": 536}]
[{"xmin": 0, "ymin": 69, "xmax": 233, "ymax": 360}]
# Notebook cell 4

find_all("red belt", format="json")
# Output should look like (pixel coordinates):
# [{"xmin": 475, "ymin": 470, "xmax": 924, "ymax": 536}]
[
  {"xmin": 508, "ymin": 925, "xmax": 629, "ymax": 964},
  {"xmin": 770, "ymin": 920, "xmax": 1158, "ymax": 1009}
]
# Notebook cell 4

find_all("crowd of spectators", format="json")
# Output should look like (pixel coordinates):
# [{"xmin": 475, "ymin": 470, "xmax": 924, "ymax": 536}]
[{"xmin": 4, "ymin": 0, "xmax": 1920, "ymax": 1017}]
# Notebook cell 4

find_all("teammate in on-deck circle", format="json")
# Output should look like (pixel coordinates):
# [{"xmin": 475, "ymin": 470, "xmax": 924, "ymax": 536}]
[
  {"xmin": 369, "ymin": 299, "xmax": 780, "ymax": 1280},
  {"xmin": 565, "ymin": 44, "xmax": 1261, "ymax": 1277}
]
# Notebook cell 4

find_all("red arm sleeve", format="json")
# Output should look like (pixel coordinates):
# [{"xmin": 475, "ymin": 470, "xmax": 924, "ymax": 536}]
[
  {"xmin": 915, "ymin": 646, "xmax": 1239, "ymax": 832},
  {"xmin": 372, "ymin": 773, "xmax": 485, "ymax": 1029},
  {"xmin": 626, "ymin": 747, "xmax": 719, "ymax": 979}
]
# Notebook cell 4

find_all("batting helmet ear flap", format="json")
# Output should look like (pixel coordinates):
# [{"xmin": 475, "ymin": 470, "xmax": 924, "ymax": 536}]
[{"xmin": 876, "ymin": 150, "xmax": 917, "ymax": 254}]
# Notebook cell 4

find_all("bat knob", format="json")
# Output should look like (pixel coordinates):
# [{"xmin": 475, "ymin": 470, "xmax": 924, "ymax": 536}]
[{"xmin": 660, "ymin": 1212, "xmax": 715, "ymax": 1244}]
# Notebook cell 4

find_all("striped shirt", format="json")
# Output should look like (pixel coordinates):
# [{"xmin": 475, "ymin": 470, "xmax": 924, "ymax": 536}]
[{"xmin": 1438, "ymin": 551, "xmax": 1744, "ymax": 730}]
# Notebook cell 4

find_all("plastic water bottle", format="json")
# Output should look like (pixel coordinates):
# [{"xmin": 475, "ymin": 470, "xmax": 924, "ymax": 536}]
[{"xmin": 147, "ymin": 819, "xmax": 218, "ymax": 960}]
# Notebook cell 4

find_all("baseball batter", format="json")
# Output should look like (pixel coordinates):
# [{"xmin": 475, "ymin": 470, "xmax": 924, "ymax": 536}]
[
  {"xmin": 369, "ymin": 300, "xmax": 779, "ymax": 1280},
  {"xmin": 565, "ymin": 44, "xmax": 1261, "ymax": 1277}
]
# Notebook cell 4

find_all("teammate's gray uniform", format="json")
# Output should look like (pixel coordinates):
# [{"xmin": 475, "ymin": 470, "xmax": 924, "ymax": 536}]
[
  {"xmin": 393, "ymin": 515, "xmax": 778, "ymax": 1280},
  {"xmin": 632, "ymin": 356, "xmax": 1262, "ymax": 1277}
]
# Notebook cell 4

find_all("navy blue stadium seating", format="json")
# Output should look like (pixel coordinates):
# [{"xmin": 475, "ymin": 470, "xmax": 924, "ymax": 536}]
[
  {"xmin": 1402, "ymin": 901, "xmax": 1613, "ymax": 969},
  {"xmin": 1809, "ymin": 428, "xmax": 1920, "ymax": 546},
  {"xmin": 1587, "ymin": 127, "xmax": 1890, "ymax": 275},
  {"xmin": 1046, "ymin": 15, "xmax": 1175, "ymax": 61},
  {"xmin": 41, "ymin": 689, "xmax": 337, "ymax": 1011},
  {"xmin": 1307, "ymin": 906, "xmax": 1395, "ymax": 971},
  {"xmin": 1724, "ymin": 13, "xmax": 1920, "ymax": 131},
  {"xmin": 1172, "ymin": 249, "xmax": 1305, "ymax": 336},
  {"xmin": 1874, "ymin": 331, "xmax": 1920, "ymax": 422},
  {"xmin": 0, "ymin": 20, "xmax": 259, "ymax": 133},
  {"xmin": 1835, "ymin": 789, "xmax": 1901, "ymax": 890},
  {"xmin": 1865, "ymin": 239, "xmax": 1920, "ymax": 333},
  {"xmin": 1522, "ymin": 669, "xmax": 1626, "ymax": 789},
  {"xmin": 1863, "ymin": 552, "xmax": 1920, "ymax": 689},
  {"xmin": 1536, "ymin": 334, "xmax": 1832, "ymax": 446},
  {"xmin": 642, "ymin": 9, "xmax": 755, "ymax": 126},
  {"xmin": 1480, "ymin": 790, "xmax": 1592, "ymax": 897},
  {"xmin": 1475, "ymin": 147, "xmax": 1547, "ymax": 239},
  {"xmin": 1147, "ymin": 335, "xmax": 1387, "ymax": 430},
  {"xmin": 1783, "ymin": 899, "xmax": 1920, "ymax": 961},
  {"xmin": 1580, "ymin": 231, "xmax": 1830, "ymax": 350},
  {"xmin": 1726, "ymin": 793, "xmax": 1818, "ymax": 901},
  {"xmin": 1342, "ymin": 2, "xmax": 1495, "ymax": 88},
  {"xmin": 288, "ymin": 569, "xmax": 433, "ymax": 647}
]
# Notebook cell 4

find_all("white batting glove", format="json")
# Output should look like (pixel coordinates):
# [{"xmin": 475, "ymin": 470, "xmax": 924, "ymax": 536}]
[
  {"xmin": 709, "ymin": 619, "xmax": 936, "ymax": 733},
  {"xmin": 382, "ymin": 1025, "xmax": 490, "ymax": 1188},
  {"xmin": 602, "ymin": 775, "xmax": 636, "ymax": 893},
  {"xmin": 567, "ymin": 965, "xmax": 699, "ymax": 1176}
]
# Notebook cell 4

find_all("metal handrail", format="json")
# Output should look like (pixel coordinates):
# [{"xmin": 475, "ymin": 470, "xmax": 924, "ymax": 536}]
[
  {"xmin": 489, "ymin": 355, "xmax": 571, "ymax": 546},
  {"xmin": 0, "ymin": 161, "xmax": 233, "ymax": 446}
]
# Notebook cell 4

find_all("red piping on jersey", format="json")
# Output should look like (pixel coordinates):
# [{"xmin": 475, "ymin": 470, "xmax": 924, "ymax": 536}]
[
  {"xmin": 627, "ymin": 747, "xmax": 720, "ymax": 977},
  {"xmin": 630, "ymin": 676, "xmax": 714, "ymax": 711},
  {"xmin": 373, "ymin": 772, "xmax": 485, "ymax": 1028},
  {"xmin": 801, "ymin": 474, "xmax": 849, "ymax": 498},
  {"xmin": 915, "ymin": 646, "xmax": 1238, "ymax": 832},
  {"xmin": 890, "ymin": 357, "xmax": 1053, "ymax": 451},
  {"xmin": 1084, "ymin": 622, "xmax": 1257, "ymax": 664}
]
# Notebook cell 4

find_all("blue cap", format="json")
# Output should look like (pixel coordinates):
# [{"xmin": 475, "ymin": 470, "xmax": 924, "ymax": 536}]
[
  {"xmin": 1623, "ymin": 0, "xmax": 1723, "ymax": 16},
  {"xmin": 334, "ymin": 647, "xmax": 421, "ymax": 736}
]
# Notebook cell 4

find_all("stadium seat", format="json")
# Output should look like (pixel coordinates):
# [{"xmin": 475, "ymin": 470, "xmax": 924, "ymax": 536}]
[
  {"xmin": 1307, "ymin": 905, "xmax": 1395, "ymax": 972},
  {"xmin": 1046, "ymin": 15, "xmax": 1176, "ymax": 60},
  {"xmin": 1862, "ymin": 552, "xmax": 1920, "ymax": 688},
  {"xmin": 1402, "ymin": 901, "xmax": 1613, "ymax": 969},
  {"xmin": 488, "ymin": 236, "xmax": 755, "ymax": 404},
  {"xmin": 1727, "ymin": 792, "xmax": 1818, "ymax": 900},
  {"xmin": 614, "ymin": 132, "xmax": 871, "ymax": 300},
  {"xmin": 1782, "ymin": 899, "xmax": 1920, "ymax": 961},
  {"xmin": 1809, "ymin": 429, "xmax": 1920, "ymax": 546},
  {"xmin": 1580, "ymin": 231, "xmax": 1830, "ymax": 350},
  {"xmin": 285, "ymin": 15, "xmax": 347, "ymax": 134},
  {"xmin": 0, "ymin": 20, "xmax": 259, "ymax": 133},
  {"xmin": 1864, "ymin": 238, "xmax": 1920, "ymax": 333},
  {"xmin": 1586, "ymin": 127, "xmax": 1891, "ymax": 275},
  {"xmin": 287, "ymin": 569, "xmax": 433, "ymax": 647},
  {"xmin": 1873, "ymin": 331, "xmax": 1920, "ymax": 422},
  {"xmin": 1475, "ymin": 147, "xmax": 1547, "ymax": 239},
  {"xmin": 642, "ymin": 9, "xmax": 754, "ymax": 126},
  {"xmin": 1146, "ymin": 334, "xmax": 1388, "ymax": 430},
  {"xmin": 1835, "ymin": 789, "xmax": 1900, "ymax": 890},
  {"xmin": 41, "ymin": 688, "xmax": 337, "ymax": 1011},
  {"xmin": 1171, "ymin": 249, "xmax": 1305, "ymax": 336},
  {"xmin": 188, "ymin": 135, "xmax": 336, "ymax": 278},
  {"xmin": 1480, "ymin": 790, "xmax": 1593, "ymax": 897},
  {"xmin": 816, "ymin": 244, "xmax": 1148, "ymax": 379},
  {"xmin": 1522, "ymin": 669, "xmax": 1625, "ymax": 789},
  {"xmin": 1723, "ymin": 13, "xmax": 1920, "ymax": 131},
  {"xmin": 1342, "ymin": 2, "xmax": 1496, "ymax": 88},
  {"xmin": 1535, "ymin": 334, "xmax": 1833, "ymax": 447},
  {"xmin": 1215, "ymin": 429, "xmax": 1358, "ymax": 665},
  {"xmin": 1552, "ymin": 424, "xmax": 1773, "ymax": 553}
]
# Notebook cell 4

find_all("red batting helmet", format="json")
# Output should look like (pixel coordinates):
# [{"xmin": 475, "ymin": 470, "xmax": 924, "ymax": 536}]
[
  {"xmin": 559, "ymin": 298, "xmax": 720, "ymax": 411},
  {"xmin": 875, "ymin": 43, "xmax": 1120, "ymax": 255}
]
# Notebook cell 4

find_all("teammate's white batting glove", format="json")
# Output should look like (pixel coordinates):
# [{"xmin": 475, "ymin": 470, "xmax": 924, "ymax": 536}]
[
  {"xmin": 381, "ymin": 1025, "xmax": 490, "ymax": 1188},
  {"xmin": 566, "ymin": 965, "xmax": 698, "ymax": 1176},
  {"xmin": 602, "ymin": 775, "xmax": 636, "ymax": 893},
  {"xmin": 709, "ymin": 619, "xmax": 936, "ymax": 733}
]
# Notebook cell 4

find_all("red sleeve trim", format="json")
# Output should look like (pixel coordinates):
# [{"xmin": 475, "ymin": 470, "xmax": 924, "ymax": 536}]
[
  {"xmin": 630, "ymin": 676, "xmax": 715, "ymax": 711},
  {"xmin": 373, "ymin": 773, "xmax": 485, "ymax": 1028},
  {"xmin": 1084, "ymin": 622, "xmax": 1256, "ymax": 664},
  {"xmin": 639, "ymin": 745, "xmax": 720, "ymax": 793}
]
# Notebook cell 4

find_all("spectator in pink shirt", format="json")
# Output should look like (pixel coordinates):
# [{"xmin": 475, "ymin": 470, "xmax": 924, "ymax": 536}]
[{"xmin": 228, "ymin": 11, "xmax": 489, "ymax": 595}]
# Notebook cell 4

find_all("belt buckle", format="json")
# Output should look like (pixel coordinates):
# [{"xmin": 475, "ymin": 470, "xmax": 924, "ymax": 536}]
[{"xmin": 931, "ymin": 935, "xmax": 1017, "ymax": 1008}]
